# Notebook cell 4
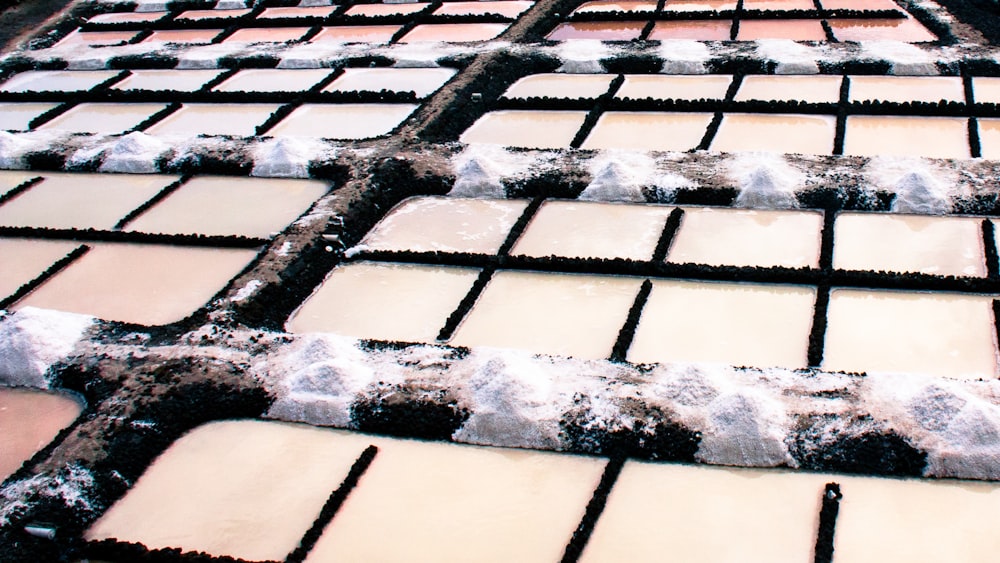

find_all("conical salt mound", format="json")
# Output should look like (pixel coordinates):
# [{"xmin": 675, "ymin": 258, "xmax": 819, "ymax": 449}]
[
  {"xmin": 449, "ymin": 157, "xmax": 504, "ymax": 198},
  {"xmin": 891, "ymin": 171, "xmax": 950, "ymax": 214},
  {"xmin": 100, "ymin": 131, "xmax": 168, "ymax": 174},
  {"xmin": 251, "ymin": 138, "xmax": 311, "ymax": 178},
  {"xmin": 579, "ymin": 160, "xmax": 645, "ymax": 202},
  {"xmin": 733, "ymin": 166, "xmax": 798, "ymax": 209}
]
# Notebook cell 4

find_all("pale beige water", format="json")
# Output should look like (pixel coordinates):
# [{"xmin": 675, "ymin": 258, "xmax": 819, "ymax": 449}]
[
  {"xmin": 0, "ymin": 388, "xmax": 83, "ymax": 481},
  {"xmin": 85, "ymin": 420, "xmax": 373, "ymax": 562},
  {"xmin": 306, "ymin": 435, "xmax": 606, "ymax": 563},
  {"xmin": 37, "ymin": 103, "xmax": 168, "ymax": 134},
  {"xmin": 848, "ymin": 76, "xmax": 965, "ymax": 104},
  {"xmin": 544, "ymin": 21, "xmax": 644, "ymax": 41},
  {"xmin": 323, "ymin": 67, "xmax": 456, "ymax": 97},
  {"xmin": 829, "ymin": 17, "xmax": 937, "ymax": 42},
  {"xmin": 212, "ymin": 69, "xmax": 333, "ymax": 92},
  {"xmin": 660, "ymin": 0, "xmax": 737, "ymax": 11},
  {"xmin": 359, "ymin": 196, "xmax": 528, "ymax": 254},
  {"xmin": 842, "ymin": 116, "xmax": 970, "ymax": 159},
  {"xmin": 345, "ymin": 3, "xmax": 428, "ymax": 15},
  {"xmin": 111, "ymin": 69, "xmax": 223, "ymax": 92},
  {"xmin": 53, "ymin": 31, "xmax": 138, "ymax": 48},
  {"xmin": 580, "ymin": 111, "xmax": 714, "ymax": 151},
  {"xmin": 310, "ymin": 25, "xmax": 401, "ymax": 43},
  {"xmin": 822, "ymin": 289, "xmax": 997, "ymax": 379},
  {"xmin": 648, "ymin": 20, "xmax": 732, "ymax": 40},
  {"xmin": 0, "ymin": 103, "xmax": 60, "ymax": 130},
  {"xmin": 459, "ymin": 110, "xmax": 587, "ymax": 149},
  {"xmin": 511, "ymin": 200, "xmax": 674, "ymax": 260},
  {"xmin": 0, "ymin": 170, "xmax": 37, "ymax": 197},
  {"xmin": 710, "ymin": 113, "xmax": 836, "ymax": 155},
  {"xmin": 737, "ymin": 20, "xmax": 827, "ymax": 40},
  {"xmin": 433, "ymin": 0, "xmax": 533, "ymax": 16},
  {"xmin": 834, "ymin": 474, "xmax": 1000, "ymax": 562},
  {"xmin": 145, "ymin": 103, "xmax": 281, "ymax": 137},
  {"xmin": 0, "ymin": 239, "xmax": 81, "ymax": 301},
  {"xmin": 734, "ymin": 75, "xmax": 842, "ymax": 104},
  {"xmin": 574, "ymin": 0, "xmax": 657, "ymax": 13},
  {"xmin": 821, "ymin": 0, "xmax": 900, "ymax": 9},
  {"xmin": 175, "ymin": 8, "xmax": 251, "ymax": 20},
  {"xmin": 286, "ymin": 261, "xmax": 480, "ymax": 341},
  {"xmin": 142, "ymin": 29, "xmax": 222, "ymax": 44},
  {"xmin": 973, "ymin": 77, "xmax": 1000, "ymax": 104},
  {"xmin": 398, "ymin": 23, "xmax": 509, "ymax": 42},
  {"xmin": 627, "ymin": 280, "xmax": 815, "ymax": 368},
  {"xmin": 0, "ymin": 172, "xmax": 173, "ymax": 230},
  {"xmin": 502, "ymin": 73, "xmax": 615, "ymax": 100},
  {"xmin": 0, "ymin": 70, "xmax": 121, "ymax": 93},
  {"xmin": 615, "ymin": 74, "xmax": 732, "ymax": 101},
  {"xmin": 257, "ymin": 6, "xmax": 338, "ymax": 18},
  {"xmin": 580, "ymin": 462, "xmax": 828, "ymax": 562},
  {"xmin": 667, "ymin": 207, "xmax": 823, "ymax": 268},
  {"xmin": 15, "ymin": 243, "xmax": 260, "ymax": 326},
  {"xmin": 266, "ymin": 103, "xmax": 417, "ymax": 139},
  {"xmin": 87, "ymin": 11, "xmax": 168, "ymax": 23},
  {"xmin": 978, "ymin": 119, "xmax": 1000, "ymax": 160},
  {"xmin": 833, "ymin": 213, "xmax": 985, "ymax": 277},
  {"xmin": 743, "ymin": 0, "xmax": 814, "ymax": 9},
  {"xmin": 224, "ymin": 27, "xmax": 311, "ymax": 43},
  {"xmin": 450, "ymin": 271, "xmax": 644, "ymax": 360},
  {"xmin": 124, "ymin": 176, "xmax": 328, "ymax": 238}
]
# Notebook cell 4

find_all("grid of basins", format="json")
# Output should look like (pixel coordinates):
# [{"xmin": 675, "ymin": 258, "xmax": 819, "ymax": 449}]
[
  {"xmin": 0, "ymin": 66, "xmax": 458, "ymax": 138},
  {"xmin": 0, "ymin": 170, "xmax": 330, "ymax": 325},
  {"xmin": 546, "ymin": 0, "xmax": 938, "ymax": 41},
  {"xmin": 288, "ymin": 195, "xmax": 1000, "ymax": 379},
  {"xmin": 460, "ymin": 73, "xmax": 1000, "ymax": 159},
  {"xmin": 54, "ymin": 0, "xmax": 534, "ymax": 48}
]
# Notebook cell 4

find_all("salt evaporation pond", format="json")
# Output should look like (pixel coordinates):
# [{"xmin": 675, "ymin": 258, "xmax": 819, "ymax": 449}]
[
  {"xmin": 615, "ymin": 75, "xmax": 732, "ymax": 101},
  {"xmin": 710, "ymin": 113, "xmax": 837, "ymax": 155},
  {"xmin": 647, "ymin": 20, "xmax": 732, "ymax": 40},
  {"xmin": 0, "ymin": 239, "xmax": 80, "ymax": 301},
  {"xmin": 744, "ymin": 0, "xmax": 814, "ymax": 9},
  {"xmin": 822, "ymin": 289, "xmax": 998, "ymax": 379},
  {"xmin": 310, "ymin": 25, "xmax": 401, "ymax": 43},
  {"xmin": 175, "ymin": 8, "xmax": 250, "ymax": 20},
  {"xmin": 511, "ymin": 200, "xmax": 673, "ymax": 260},
  {"xmin": 979, "ymin": 119, "xmax": 1000, "ymax": 160},
  {"xmin": 145, "ymin": 103, "xmax": 281, "ymax": 136},
  {"xmin": 661, "ymin": 0, "xmax": 737, "ymax": 11},
  {"xmin": 626, "ymin": 280, "xmax": 816, "ymax": 369},
  {"xmin": 323, "ymin": 67, "xmax": 456, "ymax": 98},
  {"xmin": 54, "ymin": 30, "xmax": 138, "ymax": 47},
  {"xmin": 257, "ymin": 5, "xmax": 337, "ymax": 18},
  {"xmin": 501, "ymin": 73, "xmax": 615, "ymax": 100},
  {"xmin": 224, "ymin": 27, "xmax": 311, "ymax": 43},
  {"xmin": 574, "ymin": 1, "xmax": 657, "ymax": 13},
  {"xmin": 0, "ymin": 70, "xmax": 121, "ymax": 93},
  {"xmin": 580, "ymin": 112, "xmax": 713, "ymax": 151},
  {"xmin": 848, "ymin": 76, "xmax": 965, "ymax": 104},
  {"xmin": 212, "ymin": 69, "xmax": 332, "ymax": 92},
  {"xmin": 842, "ymin": 116, "xmax": 971, "ymax": 159},
  {"xmin": 87, "ymin": 10, "xmax": 166, "ymax": 23},
  {"xmin": 265, "ymin": 104, "xmax": 418, "ymax": 139},
  {"xmin": 37, "ymin": 103, "xmax": 168, "ymax": 135},
  {"xmin": 111, "ymin": 69, "xmax": 223, "ymax": 92},
  {"xmin": 286, "ymin": 261, "xmax": 480, "ymax": 341},
  {"xmin": 733, "ymin": 75, "xmax": 842, "ymax": 104},
  {"xmin": 397, "ymin": 23, "xmax": 509, "ymax": 42},
  {"xmin": 546, "ymin": 22, "xmax": 645, "ymax": 40},
  {"xmin": 142, "ymin": 29, "xmax": 222, "ymax": 44},
  {"xmin": 450, "ymin": 271, "xmax": 644, "ymax": 360},
  {"xmin": 973, "ymin": 77, "xmax": 1000, "ymax": 104},
  {"xmin": 828, "ymin": 17, "xmax": 937, "ymax": 42},
  {"xmin": 0, "ymin": 102, "xmax": 59, "ymax": 130},
  {"xmin": 433, "ymin": 1, "xmax": 533, "ymax": 17},
  {"xmin": 0, "ymin": 388, "xmax": 83, "ymax": 481},
  {"xmin": 459, "ymin": 110, "xmax": 588, "ymax": 149},
  {"xmin": 344, "ymin": 3, "xmax": 428, "ymax": 16},
  {"xmin": 666, "ymin": 207, "xmax": 823, "ymax": 268},
  {"xmin": 0, "ymin": 170, "xmax": 38, "ymax": 195},
  {"xmin": 736, "ymin": 20, "xmax": 827, "ymax": 40}
]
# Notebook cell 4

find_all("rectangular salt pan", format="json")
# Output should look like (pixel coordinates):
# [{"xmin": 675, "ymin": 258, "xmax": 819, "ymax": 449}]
[
  {"xmin": 0, "ymin": 388, "xmax": 83, "ymax": 481},
  {"xmin": 15, "ymin": 242, "xmax": 260, "ymax": 326},
  {"xmin": 124, "ymin": 176, "xmax": 329, "ymax": 238},
  {"xmin": 87, "ymin": 11, "xmax": 167, "ymax": 23},
  {"xmin": 460, "ymin": 110, "xmax": 587, "ymax": 149},
  {"xmin": 0, "ymin": 70, "xmax": 122, "ymax": 93},
  {"xmin": 627, "ymin": 280, "xmax": 816, "ymax": 369},
  {"xmin": 978, "ymin": 119, "xmax": 1000, "ymax": 160},
  {"xmin": 433, "ymin": 1, "xmax": 533, "ymax": 16},
  {"xmin": 310, "ymin": 25, "xmax": 401, "ymax": 43},
  {"xmin": 111, "ymin": 70, "xmax": 223, "ymax": 92},
  {"xmin": 574, "ymin": 1, "xmax": 657, "ymax": 13},
  {"xmin": 0, "ymin": 172, "xmax": 174, "ymax": 231},
  {"xmin": 848, "ymin": 76, "xmax": 965, "ymax": 104},
  {"xmin": 143, "ymin": 29, "xmax": 222, "ymax": 44},
  {"xmin": 224, "ymin": 27, "xmax": 311, "ymax": 43},
  {"xmin": 53, "ymin": 30, "xmax": 138, "ymax": 47},
  {"xmin": 322, "ymin": 67, "xmax": 456, "ymax": 98},
  {"xmin": 345, "ymin": 3, "xmax": 428, "ymax": 15},
  {"xmin": 359, "ymin": 196, "xmax": 528, "ymax": 254},
  {"xmin": 580, "ymin": 112, "xmax": 713, "ymax": 152},
  {"xmin": 973, "ymin": 77, "xmax": 1000, "ymax": 104},
  {"xmin": 0, "ymin": 170, "xmax": 38, "ymax": 197},
  {"xmin": 257, "ymin": 6, "xmax": 338, "ymax": 18},
  {"xmin": 0, "ymin": 103, "xmax": 60, "ymax": 131},
  {"xmin": 397, "ymin": 23, "xmax": 509, "ymax": 42},
  {"xmin": 736, "ymin": 19, "xmax": 827, "ymax": 40},
  {"xmin": 648, "ymin": 20, "xmax": 731, "ymax": 40},
  {"xmin": 450, "ymin": 271, "xmax": 644, "ymax": 360},
  {"xmin": 144, "ymin": 103, "xmax": 281, "ymax": 137},
  {"xmin": 822, "ymin": 289, "xmax": 998, "ymax": 379},
  {"xmin": 211, "ymin": 69, "xmax": 333, "ymax": 93},
  {"xmin": 266, "ymin": 103, "xmax": 417, "ymax": 139},
  {"xmin": 176, "ymin": 8, "xmax": 251, "ymax": 20},
  {"xmin": 711, "ymin": 113, "xmax": 836, "ymax": 155},
  {"xmin": 0, "ymin": 238, "xmax": 81, "ymax": 301},
  {"xmin": 661, "ymin": 0, "xmax": 738, "ymax": 11},
  {"xmin": 615, "ymin": 75, "xmax": 732, "ymax": 101},
  {"xmin": 734, "ymin": 75, "xmax": 842, "ymax": 104},
  {"xmin": 37, "ymin": 103, "xmax": 168, "ymax": 135},
  {"xmin": 286, "ymin": 261, "xmax": 480, "ymax": 342},
  {"xmin": 501, "ymin": 74, "xmax": 615, "ymax": 100},
  {"xmin": 546, "ymin": 22, "xmax": 645, "ymax": 40},
  {"xmin": 842, "ymin": 116, "xmax": 970, "ymax": 159},
  {"xmin": 829, "ymin": 17, "xmax": 937, "ymax": 42},
  {"xmin": 511, "ymin": 200, "xmax": 674, "ymax": 260}
]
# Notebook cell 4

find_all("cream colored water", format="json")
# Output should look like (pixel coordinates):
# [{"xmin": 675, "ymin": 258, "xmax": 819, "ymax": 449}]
[
  {"xmin": 0, "ymin": 103, "xmax": 59, "ymax": 130},
  {"xmin": 145, "ymin": 103, "xmax": 280, "ymax": 136},
  {"xmin": 310, "ymin": 25, "xmax": 400, "ymax": 43},
  {"xmin": 511, "ymin": 200, "xmax": 673, "ymax": 260},
  {"xmin": 843, "ymin": 116, "xmax": 970, "ymax": 159},
  {"xmin": 737, "ymin": 20, "xmax": 827, "ymax": 40},
  {"xmin": 125, "ymin": 176, "xmax": 327, "ymax": 238},
  {"xmin": 581, "ymin": 112, "xmax": 713, "ymax": 151},
  {"xmin": 0, "ymin": 170, "xmax": 37, "ymax": 196},
  {"xmin": 648, "ymin": 20, "xmax": 731, "ymax": 40},
  {"xmin": 502, "ymin": 73, "xmax": 614, "ymax": 100},
  {"xmin": 143, "ymin": 29, "xmax": 221, "ymax": 44},
  {"xmin": 829, "ymin": 17, "xmax": 938, "ymax": 42},
  {"xmin": 0, "ymin": 388, "xmax": 83, "ymax": 481},
  {"xmin": 0, "ymin": 70, "xmax": 121, "ymax": 93},
  {"xmin": 176, "ymin": 8, "xmax": 250, "ymax": 20},
  {"xmin": 977, "ymin": 119, "xmax": 1000, "ymax": 160},
  {"xmin": 212, "ymin": 69, "xmax": 332, "ymax": 92},
  {"xmin": 580, "ymin": 462, "xmax": 827, "ymax": 562},
  {"xmin": 849, "ymin": 76, "xmax": 965, "ymax": 104},
  {"xmin": 460, "ymin": 110, "xmax": 587, "ymax": 149},
  {"xmin": 574, "ymin": 0, "xmax": 656, "ymax": 12},
  {"xmin": 450, "ymin": 271, "xmax": 644, "ymax": 360},
  {"xmin": 38, "ymin": 103, "xmax": 168, "ymax": 135},
  {"xmin": 85, "ymin": 420, "xmax": 372, "ymax": 562},
  {"xmin": 307, "ymin": 435, "xmax": 606, "ymax": 563},
  {"xmin": 398, "ymin": 23, "xmax": 509, "ymax": 42},
  {"xmin": 0, "ymin": 172, "xmax": 172, "ymax": 230},
  {"xmin": 743, "ymin": 0, "xmax": 814, "ymax": 9},
  {"xmin": 973, "ymin": 77, "xmax": 1000, "ymax": 104},
  {"xmin": 286, "ymin": 261, "xmax": 479, "ymax": 341},
  {"xmin": 434, "ymin": 1, "xmax": 533, "ymax": 16},
  {"xmin": 734, "ymin": 75, "xmax": 842, "ymax": 104},
  {"xmin": 267, "ymin": 104, "xmax": 417, "ymax": 139},
  {"xmin": 628, "ymin": 280, "xmax": 815, "ymax": 369},
  {"xmin": 667, "ymin": 207, "xmax": 822, "ymax": 268},
  {"xmin": 323, "ymin": 67, "xmax": 456, "ymax": 97},
  {"xmin": 660, "ymin": 0, "xmax": 737, "ymax": 11},
  {"xmin": 224, "ymin": 27, "xmax": 310, "ymax": 43},
  {"xmin": 549, "ymin": 21, "xmax": 645, "ymax": 40},
  {"xmin": 360, "ymin": 196, "xmax": 528, "ymax": 254},
  {"xmin": 710, "ymin": 113, "xmax": 836, "ymax": 155},
  {"xmin": 16, "ymin": 243, "xmax": 259, "ymax": 326},
  {"xmin": 615, "ymin": 74, "xmax": 732, "ymax": 101},
  {"xmin": 833, "ymin": 213, "xmax": 985, "ymax": 277},
  {"xmin": 111, "ymin": 69, "xmax": 223, "ymax": 92},
  {"xmin": 88, "ymin": 10, "xmax": 167, "ymax": 23},
  {"xmin": 345, "ymin": 3, "xmax": 427, "ymax": 15},
  {"xmin": 823, "ymin": 289, "xmax": 997, "ymax": 378},
  {"xmin": 0, "ymin": 239, "xmax": 80, "ymax": 300},
  {"xmin": 258, "ymin": 6, "xmax": 336, "ymax": 18}
]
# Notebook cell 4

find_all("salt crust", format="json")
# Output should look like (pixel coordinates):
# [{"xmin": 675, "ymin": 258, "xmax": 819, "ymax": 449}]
[
  {"xmin": 580, "ymin": 151, "xmax": 694, "ymax": 202},
  {"xmin": 0, "ymin": 463, "xmax": 95, "ymax": 527},
  {"xmin": 0, "ymin": 308, "xmax": 94, "ymax": 389},
  {"xmin": 657, "ymin": 40, "xmax": 711, "ymax": 74},
  {"xmin": 728, "ymin": 152, "xmax": 803, "ymax": 209},
  {"xmin": 251, "ymin": 137, "xmax": 330, "ymax": 179},
  {"xmin": 754, "ymin": 39, "xmax": 822, "ymax": 74}
]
